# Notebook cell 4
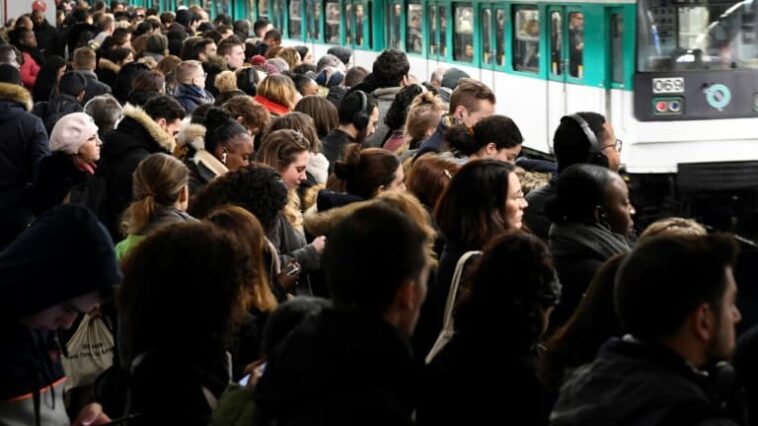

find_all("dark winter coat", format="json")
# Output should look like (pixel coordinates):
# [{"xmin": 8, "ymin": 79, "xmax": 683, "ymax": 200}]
[
  {"xmin": 0, "ymin": 82, "xmax": 49, "ymax": 249},
  {"xmin": 524, "ymin": 179, "xmax": 556, "ymax": 241},
  {"xmin": 173, "ymin": 83, "xmax": 214, "ymax": 113},
  {"xmin": 34, "ymin": 20, "xmax": 60, "ymax": 58},
  {"xmin": 551, "ymin": 337, "xmax": 741, "ymax": 426},
  {"xmin": 32, "ymin": 152, "xmax": 91, "ymax": 216},
  {"xmin": 34, "ymin": 93, "xmax": 83, "ymax": 135},
  {"xmin": 254, "ymin": 308, "xmax": 417, "ymax": 426},
  {"xmin": 78, "ymin": 70, "xmax": 112, "ymax": 103},
  {"xmin": 414, "ymin": 115, "xmax": 453, "ymax": 161},
  {"xmin": 320, "ymin": 128, "xmax": 356, "ymax": 170},
  {"xmin": 98, "ymin": 104, "xmax": 176, "ymax": 239},
  {"xmin": 417, "ymin": 332, "xmax": 549, "ymax": 425}
]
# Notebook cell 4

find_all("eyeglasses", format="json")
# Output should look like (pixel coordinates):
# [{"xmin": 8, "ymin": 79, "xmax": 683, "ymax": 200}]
[{"xmin": 602, "ymin": 139, "xmax": 623, "ymax": 153}]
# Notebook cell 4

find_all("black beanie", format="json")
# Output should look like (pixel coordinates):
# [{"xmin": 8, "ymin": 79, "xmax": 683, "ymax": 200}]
[
  {"xmin": 0, "ymin": 204, "xmax": 121, "ymax": 320},
  {"xmin": 0, "ymin": 63, "xmax": 21, "ymax": 85},
  {"xmin": 59, "ymin": 71, "xmax": 87, "ymax": 97}
]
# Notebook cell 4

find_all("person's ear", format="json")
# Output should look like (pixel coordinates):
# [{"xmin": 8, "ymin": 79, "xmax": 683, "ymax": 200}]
[
  {"xmin": 691, "ymin": 303, "xmax": 716, "ymax": 342},
  {"xmin": 485, "ymin": 142, "xmax": 497, "ymax": 155},
  {"xmin": 179, "ymin": 184, "xmax": 189, "ymax": 203}
]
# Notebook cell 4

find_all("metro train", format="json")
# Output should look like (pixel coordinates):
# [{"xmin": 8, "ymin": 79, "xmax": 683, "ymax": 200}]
[{"xmin": 39, "ymin": 0, "xmax": 758, "ymax": 230}]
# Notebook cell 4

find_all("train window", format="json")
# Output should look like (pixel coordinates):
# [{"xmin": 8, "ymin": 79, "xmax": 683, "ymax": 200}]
[
  {"xmin": 429, "ymin": 5, "xmax": 437, "ymax": 55},
  {"xmin": 306, "ymin": 0, "xmax": 320, "ymax": 39},
  {"xmin": 325, "ymin": 1, "xmax": 340, "ymax": 43},
  {"xmin": 496, "ymin": 9, "xmax": 505, "ymax": 66},
  {"xmin": 407, "ymin": 3, "xmax": 423, "ymax": 54},
  {"xmin": 513, "ymin": 8, "xmax": 539, "ymax": 72},
  {"xmin": 354, "ymin": 3, "xmax": 367, "ymax": 47},
  {"xmin": 217, "ymin": 0, "xmax": 232, "ymax": 17},
  {"xmin": 568, "ymin": 12, "xmax": 584, "ymax": 78},
  {"xmin": 639, "ymin": 0, "xmax": 758, "ymax": 71},
  {"xmin": 346, "ymin": 3, "xmax": 354, "ymax": 44},
  {"xmin": 272, "ymin": 0, "xmax": 285, "ymax": 32},
  {"xmin": 611, "ymin": 13, "xmax": 624, "ymax": 83},
  {"xmin": 482, "ymin": 8, "xmax": 492, "ymax": 64},
  {"xmin": 440, "ymin": 6, "xmax": 448, "ymax": 57},
  {"xmin": 258, "ymin": 0, "xmax": 269, "ymax": 19},
  {"xmin": 550, "ymin": 11, "xmax": 562, "ymax": 75},
  {"xmin": 387, "ymin": 3, "xmax": 402, "ymax": 49},
  {"xmin": 289, "ymin": 0, "xmax": 303, "ymax": 39},
  {"xmin": 454, "ymin": 4, "xmax": 473, "ymax": 62}
]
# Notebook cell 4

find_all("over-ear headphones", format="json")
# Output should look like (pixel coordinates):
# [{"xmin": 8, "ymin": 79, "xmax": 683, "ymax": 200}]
[
  {"xmin": 352, "ymin": 91, "xmax": 370, "ymax": 132},
  {"xmin": 565, "ymin": 113, "xmax": 608, "ymax": 168}
]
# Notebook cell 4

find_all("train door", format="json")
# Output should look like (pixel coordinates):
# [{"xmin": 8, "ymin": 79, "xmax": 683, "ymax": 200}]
[
  {"xmin": 546, "ymin": 6, "xmax": 586, "ymax": 140},
  {"xmin": 607, "ymin": 7, "xmax": 626, "ymax": 133},
  {"xmin": 427, "ymin": 3, "xmax": 448, "ymax": 68},
  {"xmin": 478, "ymin": 4, "xmax": 506, "ymax": 96}
]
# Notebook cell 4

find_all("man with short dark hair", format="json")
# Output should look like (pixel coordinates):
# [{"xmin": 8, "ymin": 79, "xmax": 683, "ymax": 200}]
[
  {"xmin": 32, "ymin": 3, "xmax": 60, "ymax": 58},
  {"xmin": 263, "ymin": 29, "xmax": 282, "ymax": 49},
  {"xmin": 359, "ymin": 49, "xmax": 411, "ymax": 147},
  {"xmin": 551, "ymin": 234, "xmax": 743, "ymax": 425},
  {"xmin": 320, "ymin": 90, "xmax": 380, "ymax": 168},
  {"xmin": 253, "ymin": 19, "xmax": 273, "ymax": 38},
  {"xmin": 99, "ymin": 95, "xmax": 186, "ymax": 238},
  {"xmin": 255, "ymin": 204, "xmax": 431, "ymax": 425}
]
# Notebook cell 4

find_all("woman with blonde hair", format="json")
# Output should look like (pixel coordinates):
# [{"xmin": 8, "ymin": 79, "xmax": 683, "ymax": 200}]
[
  {"xmin": 205, "ymin": 205, "xmax": 279, "ymax": 378},
  {"xmin": 276, "ymin": 47, "xmax": 301, "ymax": 70},
  {"xmin": 255, "ymin": 74, "xmax": 299, "ymax": 116},
  {"xmin": 396, "ymin": 91, "xmax": 445, "ymax": 153},
  {"xmin": 115, "ymin": 153, "xmax": 195, "ymax": 258}
]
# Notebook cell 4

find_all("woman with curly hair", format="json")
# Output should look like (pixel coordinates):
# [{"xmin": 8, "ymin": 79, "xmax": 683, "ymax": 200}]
[
  {"xmin": 417, "ymin": 232, "xmax": 561, "ymax": 425},
  {"xmin": 189, "ymin": 164, "xmax": 322, "ymax": 298}
]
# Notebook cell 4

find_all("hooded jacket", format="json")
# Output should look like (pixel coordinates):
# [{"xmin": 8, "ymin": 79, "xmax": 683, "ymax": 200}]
[
  {"xmin": 0, "ymin": 82, "xmax": 49, "ymax": 249},
  {"xmin": 99, "ymin": 104, "xmax": 176, "ymax": 239},
  {"xmin": 364, "ymin": 86, "xmax": 402, "ymax": 148},
  {"xmin": 176, "ymin": 122, "xmax": 228, "ymax": 194},
  {"xmin": 0, "ymin": 205, "xmax": 119, "ymax": 426},
  {"xmin": 551, "ymin": 337, "xmax": 741, "ymax": 426},
  {"xmin": 77, "ymin": 69, "xmax": 112, "ymax": 103},
  {"xmin": 34, "ymin": 92, "xmax": 84, "ymax": 136}
]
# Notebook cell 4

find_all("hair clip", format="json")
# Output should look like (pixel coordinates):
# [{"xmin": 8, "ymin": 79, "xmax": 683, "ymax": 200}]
[
  {"xmin": 443, "ymin": 169, "xmax": 452, "ymax": 179},
  {"xmin": 292, "ymin": 130, "xmax": 309, "ymax": 148},
  {"xmin": 466, "ymin": 126, "xmax": 474, "ymax": 137}
]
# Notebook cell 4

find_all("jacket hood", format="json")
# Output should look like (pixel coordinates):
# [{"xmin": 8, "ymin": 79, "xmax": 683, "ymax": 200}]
[
  {"xmin": 121, "ymin": 103, "xmax": 176, "ymax": 153},
  {"xmin": 98, "ymin": 57, "xmax": 121, "ymax": 74},
  {"xmin": 176, "ymin": 122, "xmax": 207, "ymax": 151},
  {"xmin": 191, "ymin": 149, "xmax": 228, "ymax": 182},
  {"xmin": 0, "ymin": 82, "xmax": 33, "ymax": 111},
  {"xmin": 304, "ymin": 195, "xmax": 372, "ymax": 237},
  {"xmin": 372, "ymin": 86, "xmax": 402, "ymax": 100},
  {"xmin": 0, "ymin": 204, "xmax": 120, "ymax": 320}
]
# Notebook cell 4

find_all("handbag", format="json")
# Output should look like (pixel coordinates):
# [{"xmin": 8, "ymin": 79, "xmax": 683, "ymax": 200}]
[
  {"xmin": 60, "ymin": 313, "xmax": 115, "ymax": 391},
  {"xmin": 425, "ymin": 250, "xmax": 481, "ymax": 364}
]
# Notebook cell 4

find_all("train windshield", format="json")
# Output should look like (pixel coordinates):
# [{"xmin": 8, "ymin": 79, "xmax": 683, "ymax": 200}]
[{"xmin": 638, "ymin": 0, "xmax": 758, "ymax": 71}]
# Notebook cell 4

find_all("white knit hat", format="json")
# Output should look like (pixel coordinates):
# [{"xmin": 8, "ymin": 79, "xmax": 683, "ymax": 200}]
[{"xmin": 49, "ymin": 113, "xmax": 99, "ymax": 155}]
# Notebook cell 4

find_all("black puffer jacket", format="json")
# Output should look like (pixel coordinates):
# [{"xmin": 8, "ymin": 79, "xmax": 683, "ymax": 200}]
[
  {"xmin": 32, "ymin": 152, "xmax": 91, "ymax": 216},
  {"xmin": 0, "ymin": 82, "xmax": 49, "ymax": 249}
]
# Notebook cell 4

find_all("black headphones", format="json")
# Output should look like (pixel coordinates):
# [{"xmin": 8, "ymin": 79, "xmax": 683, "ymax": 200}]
[
  {"xmin": 565, "ymin": 113, "xmax": 608, "ymax": 168},
  {"xmin": 352, "ymin": 90, "xmax": 370, "ymax": 131}
]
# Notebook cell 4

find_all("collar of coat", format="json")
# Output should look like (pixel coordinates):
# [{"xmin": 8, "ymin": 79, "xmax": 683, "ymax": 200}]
[
  {"xmin": 122, "ymin": 103, "xmax": 176, "ymax": 153},
  {"xmin": 0, "ymin": 82, "xmax": 32, "ymax": 111}
]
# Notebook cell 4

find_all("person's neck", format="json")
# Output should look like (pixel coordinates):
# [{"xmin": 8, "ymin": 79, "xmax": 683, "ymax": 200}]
[
  {"xmin": 659, "ymin": 334, "xmax": 708, "ymax": 370},
  {"xmin": 338, "ymin": 124, "xmax": 358, "ymax": 140}
]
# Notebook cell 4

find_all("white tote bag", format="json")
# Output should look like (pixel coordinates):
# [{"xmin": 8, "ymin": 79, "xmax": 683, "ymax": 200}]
[
  {"xmin": 61, "ymin": 313, "xmax": 115, "ymax": 391},
  {"xmin": 425, "ymin": 250, "xmax": 481, "ymax": 364}
]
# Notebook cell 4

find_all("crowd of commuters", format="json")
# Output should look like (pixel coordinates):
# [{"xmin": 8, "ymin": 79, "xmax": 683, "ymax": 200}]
[{"xmin": 0, "ymin": 1, "xmax": 756, "ymax": 425}]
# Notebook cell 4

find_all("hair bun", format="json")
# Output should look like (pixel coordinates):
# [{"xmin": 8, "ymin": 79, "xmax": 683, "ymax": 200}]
[
  {"xmin": 205, "ymin": 107, "xmax": 233, "ymax": 132},
  {"xmin": 333, "ymin": 143, "xmax": 361, "ymax": 180}
]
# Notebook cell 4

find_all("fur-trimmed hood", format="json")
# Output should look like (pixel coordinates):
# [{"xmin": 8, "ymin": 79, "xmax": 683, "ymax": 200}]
[
  {"xmin": 0, "ymin": 82, "xmax": 33, "ymax": 111},
  {"xmin": 122, "ymin": 103, "xmax": 176, "ymax": 153},
  {"xmin": 176, "ymin": 122, "xmax": 206, "ymax": 151},
  {"xmin": 303, "ymin": 195, "xmax": 372, "ymax": 237},
  {"xmin": 98, "ymin": 58, "xmax": 121, "ymax": 74}
]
